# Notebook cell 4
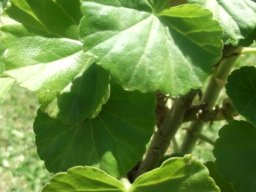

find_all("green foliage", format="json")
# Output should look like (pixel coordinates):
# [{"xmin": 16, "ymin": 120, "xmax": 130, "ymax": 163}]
[
  {"xmin": 188, "ymin": 0, "xmax": 256, "ymax": 45},
  {"xmin": 43, "ymin": 156, "xmax": 219, "ymax": 192},
  {"xmin": 214, "ymin": 121, "xmax": 256, "ymax": 192},
  {"xmin": 131, "ymin": 155, "xmax": 219, "ymax": 192},
  {"xmin": 80, "ymin": 1, "xmax": 222, "ymax": 95},
  {"xmin": 226, "ymin": 66, "xmax": 256, "ymax": 125},
  {"xmin": 1, "ymin": 0, "xmax": 256, "ymax": 191},
  {"xmin": 43, "ymin": 166, "xmax": 125, "ymax": 192},
  {"xmin": 205, "ymin": 162, "xmax": 234, "ymax": 192},
  {"xmin": 34, "ymin": 81, "xmax": 155, "ymax": 177}
]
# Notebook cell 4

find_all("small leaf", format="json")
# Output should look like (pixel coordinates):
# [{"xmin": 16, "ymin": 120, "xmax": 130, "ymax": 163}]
[
  {"xmin": 131, "ymin": 155, "xmax": 220, "ymax": 192},
  {"xmin": 188, "ymin": 0, "xmax": 256, "ymax": 45},
  {"xmin": 226, "ymin": 66, "xmax": 256, "ymax": 125},
  {"xmin": 213, "ymin": 121, "xmax": 256, "ymax": 192},
  {"xmin": 34, "ymin": 83, "xmax": 155, "ymax": 177},
  {"xmin": 80, "ymin": 2, "xmax": 222, "ymax": 96},
  {"xmin": 43, "ymin": 166, "xmax": 125, "ymax": 192}
]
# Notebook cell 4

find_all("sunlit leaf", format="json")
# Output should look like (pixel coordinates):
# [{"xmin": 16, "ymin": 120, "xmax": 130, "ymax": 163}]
[
  {"xmin": 131, "ymin": 155, "xmax": 220, "ymax": 192},
  {"xmin": 43, "ymin": 166, "xmax": 125, "ymax": 192},
  {"xmin": 188, "ymin": 0, "xmax": 256, "ymax": 45},
  {"xmin": 80, "ymin": 1, "xmax": 222, "ymax": 96}
]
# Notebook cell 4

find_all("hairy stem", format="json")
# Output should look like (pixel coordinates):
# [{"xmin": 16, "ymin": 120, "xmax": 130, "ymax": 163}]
[
  {"xmin": 136, "ymin": 90, "xmax": 197, "ymax": 176},
  {"xmin": 180, "ymin": 46, "xmax": 242, "ymax": 154}
]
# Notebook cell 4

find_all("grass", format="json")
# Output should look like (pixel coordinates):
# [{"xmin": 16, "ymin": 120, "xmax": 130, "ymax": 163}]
[{"xmin": 0, "ymin": 85, "xmax": 51, "ymax": 192}]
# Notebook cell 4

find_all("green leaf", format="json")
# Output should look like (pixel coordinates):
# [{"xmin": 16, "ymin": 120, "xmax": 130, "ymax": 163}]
[
  {"xmin": 131, "ymin": 155, "xmax": 220, "ymax": 192},
  {"xmin": 0, "ymin": 14, "xmax": 32, "ymax": 73},
  {"xmin": 205, "ymin": 162, "xmax": 234, "ymax": 192},
  {"xmin": 188, "ymin": 0, "xmax": 256, "ymax": 45},
  {"xmin": 6, "ymin": 0, "xmax": 79, "ymax": 38},
  {"xmin": 148, "ymin": 0, "xmax": 169, "ymax": 13},
  {"xmin": 0, "ymin": 0, "xmax": 108, "ymax": 118},
  {"xmin": 0, "ymin": 77, "xmax": 15, "ymax": 101},
  {"xmin": 3, "ymin": 37, "xmax": 94, "ymax": 108},
  {"xmin": 213, "ymin": 121, "xmax": 256, "ymax": 192},
  {"xmin": 43, "ymin": 166, "xmax": 125, "ymax": 192},
  {"xmin": 54, "ymin": 0, "xmax": 82, "ymax": 24},
  {"xmin": 57, "ymin": 64, "xmax": 110, "ymax": 125},
  {"xmin": 80, "ymin": 2, "xmax": 222, "ymax": 96},
  {"xmin": 34, "ymin": 83, "xmax": 155, "ymax": 177},
  {"xmin": 226, "ymin": 66, "xmax": 256, "ymax": 125},
  {"xmin": 44, "ymin": 156, "xmax": 220, "ymax": 192}
]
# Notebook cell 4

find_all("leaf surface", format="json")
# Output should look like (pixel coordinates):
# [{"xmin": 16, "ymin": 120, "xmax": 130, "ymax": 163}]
[
  {"xmin": 43, "ymin": 166, "xmax": 125, "ymax": 192},
  {"xmin": 80, "ymin": 2, "xmax": 222, "ymax": 96},
  {"xmin": 205, "ymin": 162, "xmax": 234, "ymax": 192},
  {"xmin": 34, "ymin": 83, "xmax": 155, "ymax": 177},
  {"xmin": 188, "ymin": 0, "xmax": 256, "ymax": 45},
  {"xmin": 213, "ymin": 121, "xmax": 256, "ymax": 192},
  {"xmin": 6, "ymin": 0, "xmax": 79, "ymax": 38},
  {"xmin": 57, "ymin": 64, "xmax": 110, "ymax": 125},
  {"xmin": 226, "ymin": 66, "xmax": 256, "ymax": 125},
  {"xmin": 0, "ymin": 0, "xmax": 110, "ymax": 119},
  {"xmin": 44, "ymin": 156, "xmax": 220, "ymax": 192},
  {"xmin": 131, "ymin": 155, "xmax": 220, "ymax": 192}
]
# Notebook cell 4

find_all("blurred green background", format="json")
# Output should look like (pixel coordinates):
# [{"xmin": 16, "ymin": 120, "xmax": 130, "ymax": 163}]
[{"xmin": 0, "ymin": 86, "xmax": 50, "ymax": 192}]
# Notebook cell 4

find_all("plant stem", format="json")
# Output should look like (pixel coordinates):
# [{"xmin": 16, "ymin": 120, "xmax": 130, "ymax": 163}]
[
  {"xmin": 194, "ymin": 133, "xmax": 215, "ymax": 146},
  {"xmin": 136, "ymin": 90, "xmax": 197, "ymax": 176},
  {"xmin": 240, "ymin": 47, "xmax": 256, "ymax": 55},
  {"xmin": 183, "ymin": 99, "xmax": 237, "ymax": 122},
  {"xmin": 180, "ymin": 46, "xmax": 242, "ymax": 154}
]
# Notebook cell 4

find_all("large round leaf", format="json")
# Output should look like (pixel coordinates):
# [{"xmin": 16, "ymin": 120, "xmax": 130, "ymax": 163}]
[
  {"xmin": 213, "ymin": 121, "xmax": 256, "ymax": 192},
  {"xmin": 226, "ymin": 66, "xmax": 256, "ymax": 125},
  {"xmin": 34, "ymin": 83, "xmax": 155, "ymax": 177},
  {"xmin": 80, "ymin": 1, "xmax": 223, "ymax": 96},
  {"xmin": 188, "ymin": 0, "xmax": 256, "ymax": 45}
]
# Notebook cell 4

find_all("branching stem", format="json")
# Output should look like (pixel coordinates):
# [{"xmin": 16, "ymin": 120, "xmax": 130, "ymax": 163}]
[
  {"xmin": 180, "ymin": 46, "xmax": 242, "ymax": 154},
  {"xmin": 136, "ymin": 90, "xmax": 197, "ymax": 176},
  {"xmin": 194, "ymin": 133, "xmax": 215, "ymax": 146}
]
